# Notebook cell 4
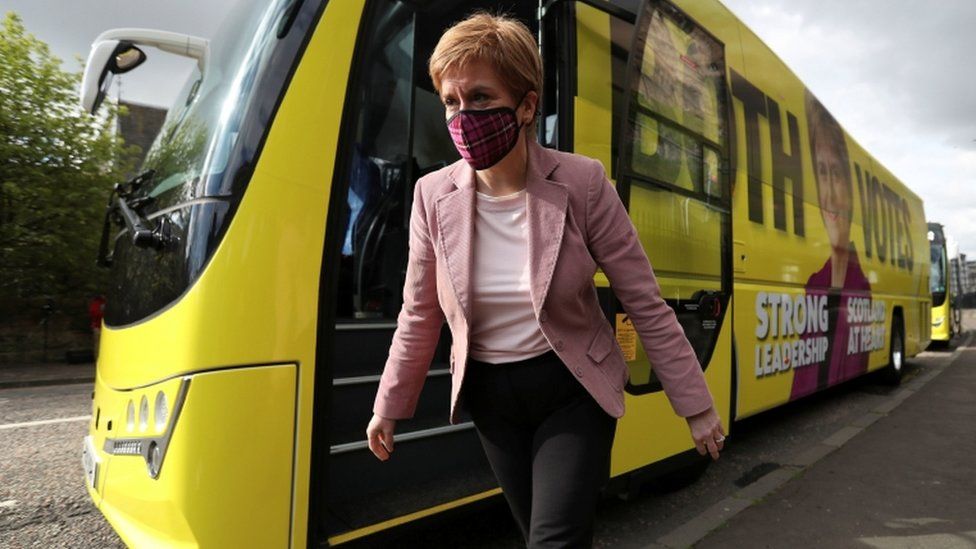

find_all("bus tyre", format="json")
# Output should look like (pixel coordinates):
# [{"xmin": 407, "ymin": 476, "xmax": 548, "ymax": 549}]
[
  {"xmin": 880, "ymin": 319, "xmax": 905, "ymax": 385},
  {"xmin": 648, "ymin": 457, "xmax": 710, "ymax": 494}
]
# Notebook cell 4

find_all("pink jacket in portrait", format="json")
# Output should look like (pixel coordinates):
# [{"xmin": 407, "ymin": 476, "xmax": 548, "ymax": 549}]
[{"xmin": 373, "ymin": 140, "xmax": 713, "ymax": 424}]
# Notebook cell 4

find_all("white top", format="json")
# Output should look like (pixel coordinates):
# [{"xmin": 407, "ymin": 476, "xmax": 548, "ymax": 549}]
[{"xmin": 470, "ymin": 189, "xmax": 552, "ymax": 364}]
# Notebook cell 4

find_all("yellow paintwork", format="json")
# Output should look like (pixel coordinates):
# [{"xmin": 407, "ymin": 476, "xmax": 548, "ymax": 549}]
[
  {"xmin": 647, "ymin": 0, "xmax": 933, "ymax": 419},
  {"xmin": 722, "ymin": 5, "xmax": 929, "ymax": 418},
  {"xmin": 931, "ymin": 300, "xmax": 951, "ymax": 341},
  {"xmin": 90, "ymin": 365, "xmax": 296, "ymax": 547},
  {"xmin": 612, "ymin": 298, "xmax": 733, "ymax": 475},
  {"xmin": 89, "ymin": 1, "xmax": 365, "ymax": 547},
  {"xmin": 84, "ymin": 373, "xmax": 185, "ymax": 505},
  {"xmin": 574, "ymin": 3, "xmax": 614, "ymax": 175},
  {"xmin": 630, "ymin": 186, "xmax": 723, "ymax": 291},
  {"xmin": 573, "ymin": 3, "xmax": 731, "ymax": 477},
  {"xmin": 639, "ymin": 0, "xmax": 931, "ymax": 417},
  {"xmin": 931, "ymin": 239, "xmax": 951, "ymax": 342}
]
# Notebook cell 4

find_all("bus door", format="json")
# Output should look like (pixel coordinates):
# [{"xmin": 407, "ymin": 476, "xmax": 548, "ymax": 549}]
[
  {"xmin": 312, "ymin": 1, "xmax": 542, "ymax": 544},
  {"xmin": 568, "ymin": 0, "xmax": 734, "ymax": 474}
]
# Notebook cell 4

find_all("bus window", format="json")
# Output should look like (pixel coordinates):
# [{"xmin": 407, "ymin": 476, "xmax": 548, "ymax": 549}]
[
  {"xmin": 334, "ymin": 2, "xmax": 414, "ymax": 322},
  {"xmin": 930, "ymin": 240, "xmax": 947, "ymax": 307},
  {"xmin": 703, "ymin": 145, "xmax": 722, "ymax": 198},
  {"xmin": 627, "ymin": 0, "xmax": 727, "ymax": 199},
  {"xmin": 617, "ymin": 0, "xmax": 731, "ymax": 393},
  {"xmin": 631, "ymin": 114, "xmax": 703, "ymax": 193}
]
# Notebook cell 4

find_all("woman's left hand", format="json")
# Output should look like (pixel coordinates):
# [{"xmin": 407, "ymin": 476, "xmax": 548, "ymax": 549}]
[{"xmin": 686, "ymin": 405, "xmax": 725, "ymax": 460}]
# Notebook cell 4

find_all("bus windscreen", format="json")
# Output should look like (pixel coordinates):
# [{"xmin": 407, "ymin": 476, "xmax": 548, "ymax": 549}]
[{"xmin": 930, "ymin": 242, "xmax": 947, "ymax": 305}]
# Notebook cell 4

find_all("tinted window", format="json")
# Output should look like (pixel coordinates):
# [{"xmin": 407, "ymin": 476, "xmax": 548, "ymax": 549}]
[
  {"xmin": 104, "ymin": 0, "xmax": 321, "ymax": 325},
  {"xmin": 930, "ymin": 243, "xmax": 946, "ymax": 294},
  {"xmin": 618, "ymin": 0, "xmax": 730, "ymax": 393},
  {"xmin": 626, "ymin": 0, "xmax": 728, "ymax": 200}
]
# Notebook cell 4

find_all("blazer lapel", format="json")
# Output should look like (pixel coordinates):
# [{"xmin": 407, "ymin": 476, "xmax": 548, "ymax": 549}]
[
  {"xmin": 525, "ymin": 141, "xmax": 568, "ymax": 315},
  {"xmin": 435, "ymin": 163, "xmax": 476, "ymax": 325}
]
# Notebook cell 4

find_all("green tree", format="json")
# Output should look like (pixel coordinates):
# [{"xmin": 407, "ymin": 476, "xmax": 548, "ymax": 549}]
[{"xmin": 0, "ymin": 11, "xmax": 138, "ymax": 316}]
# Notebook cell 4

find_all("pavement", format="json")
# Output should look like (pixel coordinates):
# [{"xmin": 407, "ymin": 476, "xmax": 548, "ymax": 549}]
[
  {"xmin": 0, "ymin": 361, "xmax": 94, "ymax": 390},
  {"xmin": 655, "ymin": 328, "xmax": 976, "ymax": 549}
]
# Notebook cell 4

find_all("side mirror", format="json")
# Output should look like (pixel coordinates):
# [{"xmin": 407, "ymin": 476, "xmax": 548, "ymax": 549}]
[
  {"xmin": 80, "ymin": 41, "xmax": 147, "ymax": 114},
  {"xmin": 80, "ymin": 28, "xmax": 209, "ymax": 115}
]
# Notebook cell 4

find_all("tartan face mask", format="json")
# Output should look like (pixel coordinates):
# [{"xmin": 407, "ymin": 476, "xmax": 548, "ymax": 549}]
[{"xmin": 446, "ymin": 95, "xmax": 526, "ymax": 170}]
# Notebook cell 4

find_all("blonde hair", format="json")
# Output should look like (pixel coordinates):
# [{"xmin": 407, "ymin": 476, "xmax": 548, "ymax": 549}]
[{"xmin": 429, "ymin": 13, "xmax": 542, "ymax": 127}]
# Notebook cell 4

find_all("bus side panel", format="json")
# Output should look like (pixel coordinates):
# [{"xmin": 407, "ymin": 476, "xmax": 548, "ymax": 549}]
[
  {"xmin": 248, "ymin": 2, "xmax": 366, "ymax": 545},
  {"xmin": 729, "ymin": 19, "xmax": 820, "ymax": 418},
  {"xmin": 866, "ymin": 159, "xmax": 931, "ymax": 354},
  {"xmin": 729, "ymin": 19, "xmax": 929, "ymax": 419},
  {"xmin": 613, "ymin": 298, "xmax": 733, "ymax": 476},
  {"xmin": 98, "ymin": 365, "xmax": 296, "ymax": 548},
  {"xmin": 932, "ymin": 299, "xmax": 951, "ymax": 342},
  {"xmin": 574, "ymin": 3, "xmax": 614, "ymax": 174}
]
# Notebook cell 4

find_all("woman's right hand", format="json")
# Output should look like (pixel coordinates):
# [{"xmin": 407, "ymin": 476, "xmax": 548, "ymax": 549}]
[{"xmin": 366, "ymin": 414, "xmax": 397, "ymax": 461}]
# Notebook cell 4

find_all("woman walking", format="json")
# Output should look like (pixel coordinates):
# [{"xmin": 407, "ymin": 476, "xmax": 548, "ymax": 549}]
[{"xmin": 367, "ymin": 12, "xmax": 724, "ymax": 547}]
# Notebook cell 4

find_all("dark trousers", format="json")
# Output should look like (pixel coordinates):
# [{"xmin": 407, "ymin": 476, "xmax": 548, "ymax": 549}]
[{"xmin": 463, "ymin": 351, "xmax": 617, "ymax": 548}]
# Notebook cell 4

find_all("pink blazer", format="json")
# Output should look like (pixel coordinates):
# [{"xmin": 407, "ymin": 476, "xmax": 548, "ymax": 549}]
[{"xmin": 373, "ymin": 140, "xmax": 714, "ymax": 424}]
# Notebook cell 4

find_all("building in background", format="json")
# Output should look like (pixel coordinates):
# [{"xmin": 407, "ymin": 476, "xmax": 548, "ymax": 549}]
[
  {"xmin": 967, "ymin": 260, "xmax": 976, "ymax": 304},
  {"xmin": 950, "ymin": 253, "xmax": 968, "ymax": 296},
  {"xmin": 116, "ymin": 100, "xmax": 166, "ymax": 178}
]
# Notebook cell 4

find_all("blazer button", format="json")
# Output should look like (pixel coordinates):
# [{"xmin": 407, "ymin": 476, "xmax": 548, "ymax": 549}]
[
  {"xmin": 574, "ymin": 366, "xmax": 584, "ymax": 377},
  {"xmin": 555, "ymin": 340, "xmax": 564, "ymax": 351}
]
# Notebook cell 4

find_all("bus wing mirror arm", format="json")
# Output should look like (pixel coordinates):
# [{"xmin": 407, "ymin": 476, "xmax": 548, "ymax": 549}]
[{"xmin": 80, "ymin": 28, "xmax": 209, "ymax": 114}]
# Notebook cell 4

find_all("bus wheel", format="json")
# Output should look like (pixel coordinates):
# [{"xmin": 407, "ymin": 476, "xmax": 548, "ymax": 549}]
[
  {"xmin": 880, "ymin": 318, "xmax": 905, "ymax": 385},
  {"xmin": 647, "ymin": 457, "xmax": 710, "ymax": 494}
]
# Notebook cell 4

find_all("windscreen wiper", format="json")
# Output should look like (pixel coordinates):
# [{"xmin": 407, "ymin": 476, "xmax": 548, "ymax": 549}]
[{"xmin": 97, "ymin": 169, "xmax": 177, "ymax": 267}]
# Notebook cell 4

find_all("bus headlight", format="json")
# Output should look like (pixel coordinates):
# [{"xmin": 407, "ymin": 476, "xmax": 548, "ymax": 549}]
[
  {"xmin": 154, "ymin": 391, "xmax": 168, "ymax": 431},
  {"xmin": 103, "ymin": 377, "xmax": 190, "ymax": 480},
  {"xmin": 139, "ymin": 395, "xmax": 149, "ymax": 432},
  {"xmin": 126, "ymin": 400, "xmax": 135, "ymax": 432},
  {"xmin": 933, "ymin": 316, "xmax": 945, "ymax": 326}
]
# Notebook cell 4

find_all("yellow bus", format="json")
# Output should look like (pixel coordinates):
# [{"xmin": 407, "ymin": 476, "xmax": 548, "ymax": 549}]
[
  {"xmin": 928, "ymin": 222, "xmax": 953, "ymax": 345},
  {"xmin": 79, "ymin": 0, "xmax": 930, "ymax": 546}
]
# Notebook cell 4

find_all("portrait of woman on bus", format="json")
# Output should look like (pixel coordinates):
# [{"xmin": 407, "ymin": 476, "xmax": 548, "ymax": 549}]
[
  {"xmin": 790, "ymin": 91, "xmax": 871, "ymax": 400},
  {"xmin": 364, "ymin": 12, "xmax": 724, "ymax": 547}
]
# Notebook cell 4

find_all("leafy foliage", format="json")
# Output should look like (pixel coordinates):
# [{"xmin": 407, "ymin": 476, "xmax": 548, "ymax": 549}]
[{"xmin": 0, "ymin": 11, "xmax": 139, "ymax": 317}]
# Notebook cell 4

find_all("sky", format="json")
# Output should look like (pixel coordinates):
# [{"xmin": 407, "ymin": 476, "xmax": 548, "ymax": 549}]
[
  {"xmin": 0, "ymin": 0, "xmax": 229, "ymax": 107},
  {"xmin": 2, "ymin": 0, "xmax": 974, "ymax": 256}
]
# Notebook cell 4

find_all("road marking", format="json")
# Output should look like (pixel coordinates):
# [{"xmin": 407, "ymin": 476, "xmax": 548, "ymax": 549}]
[
  {"xmin": 859, "ymin": 531, "xmax": 976, "ymax": 548},
  {"xmin": 0, "ymin": 415, "xmax": 91, "ymax": 431}
]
